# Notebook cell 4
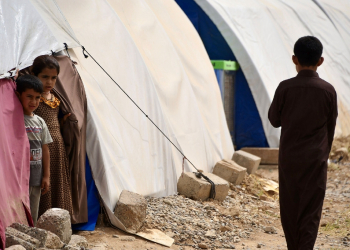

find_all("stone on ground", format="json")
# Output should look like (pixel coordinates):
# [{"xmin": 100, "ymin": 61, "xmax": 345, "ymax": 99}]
[
  {"xmin": 198, "ymin": 243, "xmax": 208, "ymax": 249},
  {"xmin": 5, "ymin": 245, "xmax": 26, "ymax": 250},
  {"xmin": 213, "ymin": 159, "xmax": 246, "ymax": 185},
  {"xmin": 177, "ymin": 172, "xmax": 229, "ymax": 201},
  {"xmin": 36, "ymin": 208, "xmax": 72, "ymax": 244},
  {"xmin": 5, "ymin": 227, "xmax": 40, "ymax": 249},
  {"xmin": 68, "ymin": 235, "xmax": 88, "ymax": 248},
  {"xmin": 45, "ymin": 231, "xmax": 65, "ymax": 249},
  {"xmin": 241, "ymin": 147, "xmax": 279, "ymax": 165},
  {"xmin": 114, "ymin": 190, "xmax": 147, "ymax": 233},
  {"xmin": 5, "ymin": 232, "xmax": 35, "ymax": 250},
  {"xmin": 264, "ymin": 226, "xmax": 277, "ymax": 234},
  {"xmin": 119, "ymin": 236, "xmax": 135, "ymax": 241},
  {"xmin": 232, "ymin": 150, "xmax": 261, "ymax": 174},
  {"xmin": 220, "ymin": 226, "xmax": 233, "ymax": 232},
  {"xmin": 9, "ymin": 223, "xmax": 47, "ymax": 248}
]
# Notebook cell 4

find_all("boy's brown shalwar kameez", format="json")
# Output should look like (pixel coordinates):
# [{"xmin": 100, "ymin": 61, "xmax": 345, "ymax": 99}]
[{"xmin": 268, "ymin": 70, "xmax": 337, "ymax": 250}]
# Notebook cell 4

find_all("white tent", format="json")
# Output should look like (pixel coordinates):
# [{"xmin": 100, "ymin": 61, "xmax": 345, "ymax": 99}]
[
  {"xmin": 192, "ymin": 0, "xmax": 350, "ymax": 146},
  {"xmin": 0, "ymin": 0, "xmax": 79, "ymax": 77},
  {"xmin": 1, "ymin": 0, "xmax": 233, "ymax": 231}
]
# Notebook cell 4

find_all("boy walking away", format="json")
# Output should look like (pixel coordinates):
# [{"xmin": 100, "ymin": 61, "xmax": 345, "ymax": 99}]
[
  {"xmin": 268, "ymin": 36, "xmax": 337, "ymax": 249},
  {"xmin": 16, "ymin": 75, "xmax": 53, "ymax": 225}
]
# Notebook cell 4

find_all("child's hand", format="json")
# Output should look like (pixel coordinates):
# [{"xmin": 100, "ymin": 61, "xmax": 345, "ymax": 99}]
[{"xmin": 41, "ymin": 176, "xmax": 50, "ymax": 195}]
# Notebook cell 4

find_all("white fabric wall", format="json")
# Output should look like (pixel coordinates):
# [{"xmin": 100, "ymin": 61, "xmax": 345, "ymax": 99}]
[
  {"xmin": 0, "ymin": 0, "xmax": 78, "ymax": 78},
  {"xmin": 107, "ymin": 0, "xmax": 233, "ymax": 174},
  {"xmin": 56, "ymin": 0, "xmax": 174, "ymax": 230},
  {"xmin": 55, "ymin": 0, "xmax": 233, "ymax": 230},
  {"xmin": 262, "ymin": 0, "xmax": 350, "ymax": 136},
  {"xmin": 316, "ymin": 0, "xmax": 350, "ymax": 49},
  {"xmin": 145, "ymin": 0, "xmax": 234, "ymax": 167},
  {"xmin": 315, "ymin": 0, "xmax": 350, "ymax": 135},
  {"xmin": 194, "ymin": 0, "xmax": 350, "ymax": 144}
]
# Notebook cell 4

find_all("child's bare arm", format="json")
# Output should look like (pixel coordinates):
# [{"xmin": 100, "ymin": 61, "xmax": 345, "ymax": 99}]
[{"xmin": 41, "ymin": 144, "xmax": 50, "ymax": 195}]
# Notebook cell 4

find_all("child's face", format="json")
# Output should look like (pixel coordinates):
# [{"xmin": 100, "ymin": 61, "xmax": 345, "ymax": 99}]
[
  {"xmin": 37, "ymin": 67, "xmax": 58, "ymax": 93},
  {"xmin": 17, "ymin": 89, "xmax": 41, "ymax": 116}
]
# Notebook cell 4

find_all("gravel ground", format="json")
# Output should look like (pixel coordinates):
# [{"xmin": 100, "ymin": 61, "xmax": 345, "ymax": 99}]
[{"xmin": 80, "ymin": 137, "xmax": 350, "ymax": 249}]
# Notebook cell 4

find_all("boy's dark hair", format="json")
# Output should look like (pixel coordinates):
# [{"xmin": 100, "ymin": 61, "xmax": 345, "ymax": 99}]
[
  {"xmin": 294, "ymin": 36, "xmax": 323, "ymax": 66},
  {"xmin": 31, "ymin": 55, "xmax": 60, "ymax": 76},
  {"xmin": 16, "ymin": 75, "xmax": 43, "ymax": 94}
]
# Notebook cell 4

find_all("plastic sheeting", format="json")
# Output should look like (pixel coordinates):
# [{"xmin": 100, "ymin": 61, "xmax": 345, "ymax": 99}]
[
  {"xmin": 0, "ymin": 0, "xmax": 79, "ymax": 78},
  {"xmin": 192, "ymin": 0, "xmax": 350, "ymax": 146},
  {"xmin": 53, "ymin": 0, "xmax": 233, "ymax": 231},
  {"xmin": 72, "ymin": 156, "xmax": 100, "ymax": 231}
]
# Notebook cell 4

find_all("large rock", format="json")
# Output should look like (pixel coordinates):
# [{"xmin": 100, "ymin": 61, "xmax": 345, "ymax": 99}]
[
  {"xmin": 45, "ymin": 231, "xmax": 65, "ymax": 249},
  {"xmin": 114, "ymin": 190, "xmax": 147, "ymax": 233},
  {"xmin": 213, "ymin": 160, "xmax": 246, "ymax": 185},
  {"xmin": 177, "ymin": 172, "xmax": 229, "ymax": 201},
  {"xmin": 241, "ymin": 147, "xmax": 279, "ymax": 165},
  {"xmin": 232, "ymin": 150, "xmax": 261, "ymax": 174},
  {"xmin": 68, "ymin": 235, "xmax": 88, "ymax": 249},
  {"xmin": 36, "ymin": 208, "xmax": 72, "ymax": 244},
  {"xmin": 5, "ymin": 227, "xmax": 40, "ymax": 249},
  {"xmin": 8, "ymin": 223, "xmax": 64, "ymax": 249},
  {"xmin": 5, "ymin": 232, "xmax": 35, "ymax": 250},
  {"xmin": 9, "ymin": 224, "xmax": 47, "ymax": 248}
]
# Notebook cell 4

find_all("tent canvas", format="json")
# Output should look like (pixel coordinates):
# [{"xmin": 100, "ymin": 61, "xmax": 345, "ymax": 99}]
[
  {"xmin": 176, "ymin": 0, "xmax": 350, "ymax": 148},
  {"xmin": 0, "ymin": 0, "xmax": 233, "ymax": 240}
]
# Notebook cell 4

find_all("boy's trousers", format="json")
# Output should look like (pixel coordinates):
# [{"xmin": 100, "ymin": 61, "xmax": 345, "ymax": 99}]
[{"xmin": 29, "ymin": 186, "xmax": 41, "ymax": 225}]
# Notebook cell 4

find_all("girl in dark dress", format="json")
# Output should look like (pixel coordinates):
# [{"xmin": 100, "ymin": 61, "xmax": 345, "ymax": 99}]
[{"xmin": 31, "ymin": 55, "xmax": 73, "ymax": 218}]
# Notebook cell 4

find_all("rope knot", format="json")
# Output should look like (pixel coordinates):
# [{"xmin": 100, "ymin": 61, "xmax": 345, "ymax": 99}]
[{"xmin": 82, "ymin": 46, "xmax": 89, "ymax": 58}]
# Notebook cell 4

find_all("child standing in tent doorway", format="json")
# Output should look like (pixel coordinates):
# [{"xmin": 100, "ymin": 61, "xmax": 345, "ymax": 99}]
[
  {"xmin": 268, "ymin": 36, "xmax": 337, "ymax": 249},
  {"xmin": 16, "ymin": 75, "xmax": 53, "ymax": 225},
  {"xmin": 30, "ymin": 55, "xmax": 74, "ymax": 219}
]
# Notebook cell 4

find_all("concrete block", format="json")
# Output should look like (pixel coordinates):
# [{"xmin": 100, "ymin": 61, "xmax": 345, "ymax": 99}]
[
  {"xmin": 232, "ymin": 150, "xmax": 261, "ymax": 174},
  {"xmin": 5, "ymin": 232, "xmax": 35, "ymax": 250},
  {"xmin": 45, "ymin": 231, "xmax": 65, "ymax": 249},
  {"xmin": 9, "ymin": 224, "xmax": 47, "ymax": 248},
  {"xmin": 36, "ymin": 208, "xmax": 72, "ymax": 244},
  {"xmin": 68, "ymin": 235, "xmax": 88, "ymax": 249},
  {"xmin": 241, "ymin": 147, "xmax": 279, "ymax": 165},
  {"xmin": 5, "ymin": 245, "xmax": 26, "ymax": 250},
  {"xmin": 213, "ymin": 160, "xmax": 246, "ymax": 185},
  {"xmin": 5, "ymin": 227, "xmax": 40, "ymax": 248},
  {"xmin": 114, "ymin": 190, "xmax": 147, "ymax": 233},
  {"xmin": 177, "ymin": 172, "xmax": 229, "ymax": 201}
]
